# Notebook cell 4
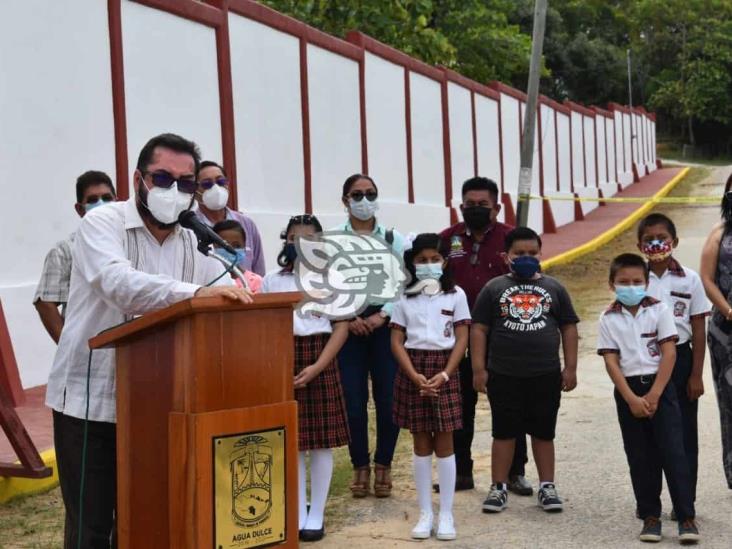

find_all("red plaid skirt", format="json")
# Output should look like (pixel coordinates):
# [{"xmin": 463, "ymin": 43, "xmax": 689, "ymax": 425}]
[
  {"xmin": 294, "ymin": 334, "xmax": 350, "ymax": 451},
  {"xmin": 393, "ymin": 349, "xmax": 462, "ymax": 433}
]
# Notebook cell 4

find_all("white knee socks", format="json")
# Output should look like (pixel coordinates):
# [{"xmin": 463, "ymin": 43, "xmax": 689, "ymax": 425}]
[
  {"xmin": 437, "ymin": 455, "xmax": 456, "ymax": 516},
  {"xmin": 298, "ymin": 451, "xmax": 308, "ymax": 530},
  {"xmin": 304, "ymin": 449, "xmax": 333, "ymax": 531},
  {"xmin": 413, "ymin": 454, "xmax": 433, "ymax": 514}
]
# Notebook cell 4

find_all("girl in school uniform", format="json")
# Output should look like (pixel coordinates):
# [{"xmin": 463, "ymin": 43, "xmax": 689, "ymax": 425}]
[
  {"xmin": 390, "ymin": 233, "xmax": 471, "ymax": 541},
  {"xmin": 261, "ymin": 214, "xmax": 350, "ymax": 543}
]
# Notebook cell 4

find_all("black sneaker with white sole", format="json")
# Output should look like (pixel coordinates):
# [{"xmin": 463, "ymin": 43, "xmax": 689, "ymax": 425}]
[
  {"xmin": 537, "ymin": 483, "xmax": 563, "ymax": 512},
  {"xmin": 639, "ymin": 517, "xmax": 662, "ymax": 542},
  {"xmin": 482, "ymin": 484, "xmax": 508, "ymax": 513}
]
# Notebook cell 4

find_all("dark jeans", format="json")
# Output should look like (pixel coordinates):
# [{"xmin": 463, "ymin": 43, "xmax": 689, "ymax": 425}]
[
  {"xmin": 53, "ymin": 411, "xmax": 117, "ymax": 549},
  {"xmin": 614, "ymin": 377, "xmax": 695, "ymax": 522},
  {"xmin": 338, "ymin": 324, "xmax": 400, "ymax": 467},
  {"xmin": 454, "ymin": 356, "xmax": 528, "ymax": 477},
  {"xmin": 669, "ymin": 342, "xmax": 698, "ymax": 502}
]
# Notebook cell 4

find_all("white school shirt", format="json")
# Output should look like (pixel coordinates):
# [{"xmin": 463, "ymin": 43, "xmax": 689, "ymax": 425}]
[
  {"xmin": 389, "ymin": 286, "xmax": 471, "ymax": 350},
  {"xmin": 260, "ymin": 269, "xmax": 332, "ymax": 336},
  {"xmin": 46, "ymin": 198, "xmax": 230, "ymax": 423},
  {"xmin": 596, "ymin": 297, "xmax": 679, "ymax": 377},
  {"xmin": 646, "ymin": 258, "xmax": 710, "ymax": 344}
]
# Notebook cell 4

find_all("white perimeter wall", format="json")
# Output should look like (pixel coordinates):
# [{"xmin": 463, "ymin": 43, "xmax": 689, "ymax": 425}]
[{"xmin": 447, "ymin": 83, "xmax": 475, "ymax": 208}]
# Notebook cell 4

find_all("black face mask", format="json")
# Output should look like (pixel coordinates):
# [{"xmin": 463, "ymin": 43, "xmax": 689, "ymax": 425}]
[{"xmin": 462, "ymin": 206, "xmax": 492, "ymax": 231}]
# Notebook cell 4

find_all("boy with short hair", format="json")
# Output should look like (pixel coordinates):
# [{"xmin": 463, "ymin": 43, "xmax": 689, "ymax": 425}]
[
  {"xmin": 597, "ymin": 253, "xmax": 699, "ymax": 544},
  {"xmin": 637, "ymin": 213, "xmax": 709, "ymax": 515},
  {"xmin": 471, "ymin": 227, "xmax": 579, "ymax": 514}
]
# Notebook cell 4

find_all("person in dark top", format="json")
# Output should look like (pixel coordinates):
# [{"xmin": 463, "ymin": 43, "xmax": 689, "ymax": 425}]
[
  {"xmin": 471, "ymin": 227, "xmax": 579, "ymax": 514},
  {"xmin": 437, "ymin": 177, "xmax": 531, "ymax": 495}
]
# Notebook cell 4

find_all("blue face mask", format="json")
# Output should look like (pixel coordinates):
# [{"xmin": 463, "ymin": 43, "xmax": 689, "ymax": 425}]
[
  {"xmin": 510, "ymin": 255, "xmax": 540, "ymax": 279},
  {"xmin": 282, "ymin": 243, "xmax": 297, "ymax": 263},
  {"xmin": 84, "ymin": 199, "xmax": 111, "ymax": 212},
  {"xmin": 415, "ymin": 263, "xmax": 443, "ymax": 281},
  {"xmin": 215, "ymin": 247, "xmax": 246, "ymax": 267},
  {"xmin": 615, "ymin": 285, "xmax": 646, "ymax": 306}
]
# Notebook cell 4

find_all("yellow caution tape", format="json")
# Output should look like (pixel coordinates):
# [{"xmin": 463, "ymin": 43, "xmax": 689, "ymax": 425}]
[{"xmin": 521, "ymin": 194, "xmax": 719, "ymax": 205}]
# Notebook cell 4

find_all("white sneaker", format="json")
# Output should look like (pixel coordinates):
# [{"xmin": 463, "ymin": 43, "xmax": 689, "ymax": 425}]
[
  {"xmin": 411, "ymin": 510, "xmax": 433, "ymax": 539},
  {"xmin": 436, "ymin": 512, "xmax": 456, "ymax": 541}
]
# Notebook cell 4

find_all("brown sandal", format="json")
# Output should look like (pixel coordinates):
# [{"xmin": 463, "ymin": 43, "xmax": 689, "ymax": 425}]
[
  {"xmin": 373, "ymin": 464, "xmax": 392, "ymax": 498},
  {"xmin": 350, "ymin": 466, "xmax": 370, "ymax": 498}
]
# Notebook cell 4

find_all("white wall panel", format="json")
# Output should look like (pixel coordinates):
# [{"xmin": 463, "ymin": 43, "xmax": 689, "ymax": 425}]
[
  {"xmin": 307, "ymin": 45, "xmax": 361, "ymax": 214},
  {"xmin": 229, "ymin": 15, "xmax": 304, "ymax": 215},
  {"xmin": 623, "ymin": 112, "xmax": 633, "ymax": 175},
  {"xmin": 0, "ymin": 0, "xmax": 115, "ymax": 387},
  {"xmin": 605, "ymin": 117, "xmax": 617, "ymax": 183},
  {"xmin": 447, "ymin": 82, "xmax": 474, "ymax": 206},
  {"xmin": 556, "ymin": 112, "xmax": 572, "ymax": 193},
  {"xmin": 540, "ymin": 105, "xmax": 558, "ymax": 194},
  {"xmin": 364, "ymin": 53, "xmax": 408, "ymax": 201},
  {"xmin": 596, "ymin": 116, "xmax": 607, "ymax": 185},
  {"xmin": 583, "ymin": 116, "xmax": 597, "ymax": 188},
  {"xmin": 474, "ymin": 95, "xmax": 501, "ymax": 189},
  {"xmin": 500, "ymin": 95, "xmax": 521, "ymax": 194},
  {"xmin": 570, "ymin": 112, "xmax": 586, "ymax": 188},
  {"xmin": 409, "ymin": 73, "xmax": 445, "ymax": 206},
  {"xmin": 122, "ymin": 1, "xmax": 221, "ymax": 191}
]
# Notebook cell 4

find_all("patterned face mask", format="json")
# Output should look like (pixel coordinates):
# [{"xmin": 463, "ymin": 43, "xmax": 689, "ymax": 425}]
[{"xmin": 641, "ymin": 239, "xmax": 672, "ymax": 262}]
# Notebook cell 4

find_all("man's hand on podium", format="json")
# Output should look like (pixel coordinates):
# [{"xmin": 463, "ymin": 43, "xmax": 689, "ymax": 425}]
[{"xmin": 194, "ymin": 285, "xmax": 254, "ymax": 304}]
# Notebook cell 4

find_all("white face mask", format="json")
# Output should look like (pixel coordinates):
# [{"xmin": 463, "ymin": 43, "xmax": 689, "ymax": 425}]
[
  {"xmin": 202, "ymin": 184, "xmax": 229, "ymax": 211},
  {"xmin": 349, "ymin": 198, "xmax": 379, "ymax": 221},
  {"xmin": 144, "ymin": 180, "xmax": 193, "ymax": 225}
]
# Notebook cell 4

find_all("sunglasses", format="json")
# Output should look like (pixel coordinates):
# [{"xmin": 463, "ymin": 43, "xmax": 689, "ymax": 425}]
[
  {"xmin": 85, "ymin": 194, "xmax": 115, "ymax": 205},
  {"xmin": 198, "ymin": 176, "xmax": 228, "ymax": 190},
  {"xmin": 726, "ymin": 191, "xmax": 732, "ymax": 201},
  {"xmin": 144, "ymin": 171, "xmax": 198, "ymax": 194},
  {"xmin": 348, "ymin": 190, "xmax": 378, "ymax": 202}
]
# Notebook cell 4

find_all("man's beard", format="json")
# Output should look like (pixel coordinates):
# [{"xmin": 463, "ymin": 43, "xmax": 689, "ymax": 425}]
[{"xmin": 136, "ymin": 182, "xmax": 180, "ymax": 231}]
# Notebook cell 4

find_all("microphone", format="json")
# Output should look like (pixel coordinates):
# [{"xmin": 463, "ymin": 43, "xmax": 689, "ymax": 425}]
[{"xmin": 178, "ymin": 210, "xmax": 236, "ymax": 255}]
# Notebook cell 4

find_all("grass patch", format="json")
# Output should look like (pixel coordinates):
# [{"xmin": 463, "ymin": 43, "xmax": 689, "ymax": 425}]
[{"xmin": 0, "ymin": 487, "xmax": 64, "ymax": 549}]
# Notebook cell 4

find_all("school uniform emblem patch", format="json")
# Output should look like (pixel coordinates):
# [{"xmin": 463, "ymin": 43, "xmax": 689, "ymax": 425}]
[
  {"xmin": 451, "ymin": 236, "xmax": 462, "ymax": 252},
  {"xmin": 674, "ymin": 301, "xmax": 686, "ymax": 317}
]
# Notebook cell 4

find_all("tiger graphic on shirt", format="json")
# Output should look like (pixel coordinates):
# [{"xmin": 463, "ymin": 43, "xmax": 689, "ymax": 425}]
[{"xmin": 499, "ymin": 284, "xmax": 553, "ymax": 332}]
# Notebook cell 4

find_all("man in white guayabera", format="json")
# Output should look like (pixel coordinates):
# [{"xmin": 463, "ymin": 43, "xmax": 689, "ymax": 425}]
[{"xmin": 46, "ymin": 133, "xmax": 253, "ymax": 549}]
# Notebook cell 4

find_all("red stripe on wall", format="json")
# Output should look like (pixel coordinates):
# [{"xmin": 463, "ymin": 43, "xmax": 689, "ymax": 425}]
[
  {"xmin": 108, "ymin": 0, "xmax": 129, "ymax": 199},
  {"xmin": 358, "ymin": 52, "xmax": 368, "ymax": 174},
  {"xmin": 404, "ymin": 69, "xmax": 414, "ymax": 203},
  {"xmin": 441, "ymin": 78, "xmax": 453, "ymax": 213},
  {"xmin": 299, "ymin": 38, "xmax": 312, "ymax": 213},
  {"xmin": 471, "ymin": 91, "xmax": 478, "ymax": 176}
]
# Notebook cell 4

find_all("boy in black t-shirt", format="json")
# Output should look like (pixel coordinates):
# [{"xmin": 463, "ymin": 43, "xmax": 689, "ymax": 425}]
[{"xmin": 471, "ymin": 227, "xmax": 579, "ymax": 513}]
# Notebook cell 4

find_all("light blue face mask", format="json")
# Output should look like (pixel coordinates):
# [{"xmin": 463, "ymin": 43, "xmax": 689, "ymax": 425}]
[
  {"xmin": 415, "ymin": 263, "xmax": 443, "ymax": 281},
  {"xmin": 84, "ymin": 199, "xmax": 112, "ymax": 212},
  {"xmin": 215, "ymin": 247, "xmax": 246, "ymax": 267},
  {"xmin": 615, "ymin": 284, "xmax": 646, "ymax": 306}
]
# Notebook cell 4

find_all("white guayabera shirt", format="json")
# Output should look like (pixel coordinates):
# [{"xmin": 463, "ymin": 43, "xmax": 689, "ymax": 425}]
[{"xmin": 46, "ymin": 198, "xmax": 230, "ymax": 423}]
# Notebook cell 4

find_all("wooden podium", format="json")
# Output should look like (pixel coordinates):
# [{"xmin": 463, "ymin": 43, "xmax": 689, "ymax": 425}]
[{"xmin": 90, "ymin": 292, "xmax": 301, "ymax": 549}]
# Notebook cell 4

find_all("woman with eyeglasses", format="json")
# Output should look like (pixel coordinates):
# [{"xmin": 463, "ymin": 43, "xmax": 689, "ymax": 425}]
[
  {"xmin": 261, "ymin": 214, "xmax": 350, "ymax": 542},
  {"xmin": 700, "ymin": 171, "xmax": 732, "ymax": 490},
  {"xmin": 193, "ymin": 160, "xmax": 266, "ymax": 276},
  {"xmin": 333, "ymin": 173, "xmax": 408, "ymax": 498}
]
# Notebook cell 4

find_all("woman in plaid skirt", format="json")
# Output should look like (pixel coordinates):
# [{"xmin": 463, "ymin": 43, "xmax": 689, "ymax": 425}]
[
  {"xmin": 390, "ymin": 233, "xmax": 471, "ymax": 541},
  {"xmin": 261, "ymin": 214, "xmax": 350, "ymax": 543}
]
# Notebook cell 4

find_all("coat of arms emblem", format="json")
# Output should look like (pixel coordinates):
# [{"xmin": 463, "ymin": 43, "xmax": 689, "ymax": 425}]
[{"xmin": 230, "ymin": 435, "xmax": 273, "ymax": 527}]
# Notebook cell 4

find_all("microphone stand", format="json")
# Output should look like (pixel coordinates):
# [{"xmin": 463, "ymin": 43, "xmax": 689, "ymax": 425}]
[{"xmin": 206, "ymin": 247, "xmax": 250, "ymax": 290}]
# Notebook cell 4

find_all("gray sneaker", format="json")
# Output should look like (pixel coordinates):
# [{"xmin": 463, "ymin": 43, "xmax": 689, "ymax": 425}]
[
  {"xmin": 508, "ymin": 475, "xmax": 533, "ymax": 496},
  {"xmin": 482, "ymin": 484, "xmax": 508, "ymax": 513},
  {"xmin": 537, "ymin": 483, "xmax": 563, "ymax": 512}
]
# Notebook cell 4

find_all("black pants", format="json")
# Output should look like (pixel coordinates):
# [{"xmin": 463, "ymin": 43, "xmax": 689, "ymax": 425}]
[
  {"xmin": 614, "ymin": 377, "xmax": 695, "ymax": 522},
  {"xmin": 670, "ymin": 343, "xmax": 698, "ymax": 502},
  {"xmin": 453, "ymin": 356, "xmax": 528, "ymax": 476},
  {"xmin": 53, "ymin": 411, "xmax": 117, "ymax": 549}
]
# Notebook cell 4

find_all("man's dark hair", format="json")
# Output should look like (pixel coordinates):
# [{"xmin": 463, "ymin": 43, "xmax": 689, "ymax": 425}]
[
  {"xmin": 212, "ymin": 219, "xmax": 245, "ymax": 243},
  {"xmin": 637, "ymin": 213, "xmax": 677, "ymax": 241},
  {"xmin": 461, "ymin": 177, "xmax": 499, "ymax": 202},
  {"xmin": 136, "ymin": 133, "xmax": 201, "ymax": 176},
  {"xmin": 76, "ymin": 170, "xmax": 115, "ymax": 203},
  {"xmin": 609, "ymin": 253, "xmax": 649, "ymax": 284},
  {"xmin": 199, "ymin": 160, "xmax": 227, "ymax": 178},
  {"xmin": 504, "ymin": 227, "xmax": 542, "ymax": 252},
  {"xmin": 342, "ymin": 173, "xmax": 377, "ymax": 196}
]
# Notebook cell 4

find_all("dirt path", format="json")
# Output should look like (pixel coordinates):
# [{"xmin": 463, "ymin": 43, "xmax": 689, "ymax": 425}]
[{"xmin": 319, "ymin": 166, "xmax": 732, "ymax": 548}]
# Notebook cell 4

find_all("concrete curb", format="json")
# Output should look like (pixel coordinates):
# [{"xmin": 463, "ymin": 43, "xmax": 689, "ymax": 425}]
[
  {"xmin": 0, "ymin": 449, "xmax": 58, "ymax": 504},
  {"xmin": 541, "ymin": 167, "xmax": 691, "ymax": 271}
]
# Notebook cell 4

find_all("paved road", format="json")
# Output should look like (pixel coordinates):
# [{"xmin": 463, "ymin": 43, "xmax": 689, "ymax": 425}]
[{"xmin": 319, "ymin": 167, "xmax": 732, "ymax": 548}]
